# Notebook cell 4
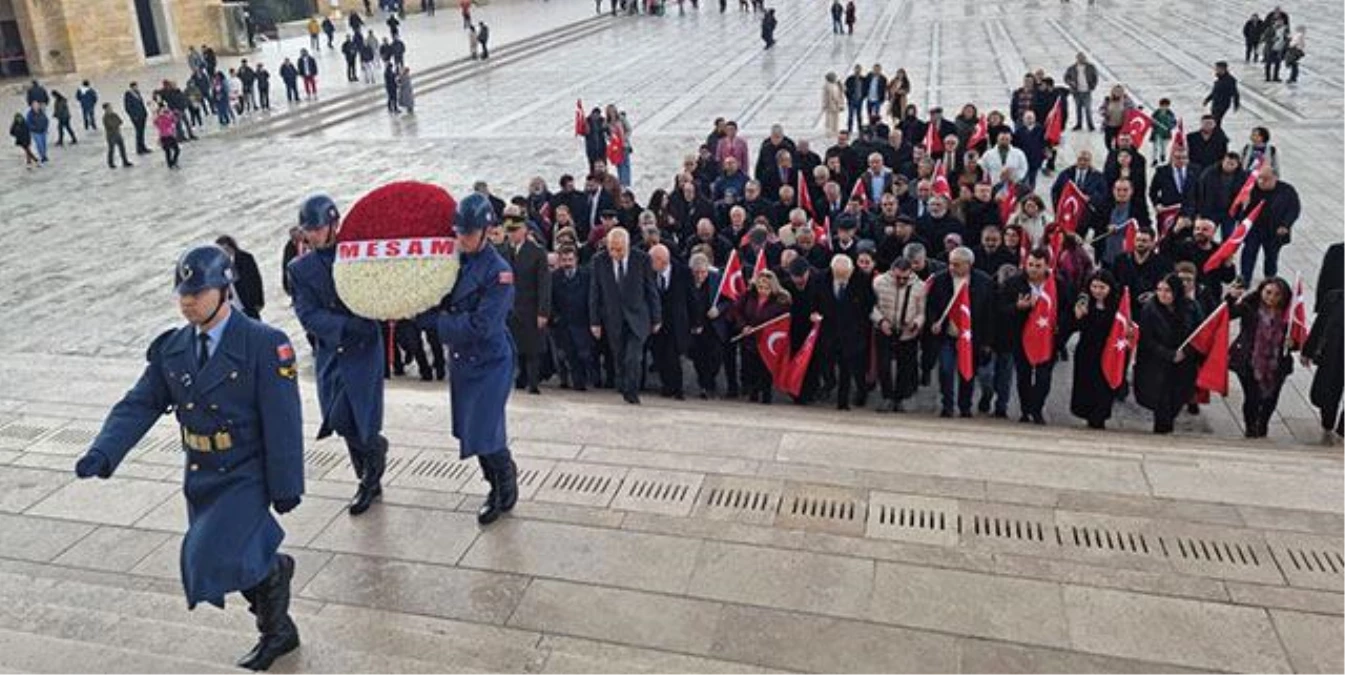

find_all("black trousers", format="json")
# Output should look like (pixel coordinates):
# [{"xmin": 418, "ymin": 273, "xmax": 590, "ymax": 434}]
[
  {"xmin": 877, "ymin": 336, "xmax": 918, "ymax": 401},
  {"xmin": 161, "ymin": 137, "xmax": 180, "ymax": 167},
  {"xmin": 613, "ymin": 326, "xmax": 646, "ymax": 397},
  {"xmin": 721, "ymin": 335, "xmax": 739, "ymax": 395},
  {"xmin": 834, "ymin": 348, "xmax": 867, "ymax": 407},
  {"xmin": 689, "ymin": 331, "xmax": 722, "ymax": 394},
  {"xmin": 106, "ymin": 138, "xmax": 129, "ymax": 166},
  {"xmin": 1014, "ymin": 355, "xmax": 1055, "ymax": 417},
  {"xmin": 131, "ymin": 118, "xmax": 150, "ymax": 152},
  {"xmin": 554, "ymin": 326, "xmax": 595, "ymax": 389},
  {"xmin": 650, "ymin": 331, "xmax": 684, "ymax": 395},
  {"xmin": 740, "ymin": 340, "xmax": 772, "ymax": 401},
  {"xmin": 259, "ymin": 87, "xmax": 270, "ymax": 109},
  {"xmin": 346, "ymin": 59, "xmax": 358, "ymax": 81},
  {"xmin": 1236, "ymin": 369, "xmax": 1284, "ymax": 435},
  {"xmin": 516, "ymin": 352, "xmax": 541, "ymax": 389},
  {"xmin": 285, "ymin": 81, "xmax": 300, "ymax": 102}
]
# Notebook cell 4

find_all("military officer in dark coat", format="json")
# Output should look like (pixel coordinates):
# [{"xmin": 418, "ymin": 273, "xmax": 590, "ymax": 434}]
[
  {"xmin": 74, "ymin": 245, "xmax": 304, "ymax": 671},
  {"xmin": 286, "ymin": 194, "xmax": 388, "ymax": 516},
  {"xmin": 422, "ymin": 193, "xmax": 519, "ymax": 524},
  {"xmin": 502, "ymin": 212, "xmax": 552, "ymax": 394}
]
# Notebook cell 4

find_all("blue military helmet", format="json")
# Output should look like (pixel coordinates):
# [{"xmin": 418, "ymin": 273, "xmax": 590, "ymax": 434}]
[
  {"xmin": 454, "ymin": 192, "xmax": 498, "ymax": 235},
  {"xmin": 299, "ymin": 193, "xmax": 341, "ymax": 231},
  {"xmin": 174, "ymin": 244, "xmax": 236, "ymax": 296}
]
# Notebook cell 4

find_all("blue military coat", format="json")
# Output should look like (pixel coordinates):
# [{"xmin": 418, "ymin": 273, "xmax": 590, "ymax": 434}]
[
  {"xmin": 435, "ymin": 245, "xmax": 515, "ymax": 458},
  {"xmin": 287, "ymin": 247, "xmax": 384, "ymax": 443},
  {"xmin": 87, "ymin": 312, "xmax": 304, "ymax": 609}
]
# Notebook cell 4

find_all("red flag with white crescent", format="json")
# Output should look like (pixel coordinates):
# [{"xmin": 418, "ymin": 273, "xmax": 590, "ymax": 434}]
[
  {"xmin": 1186, "ymin": 302, "xmax": 1231, "ymax": 396},
  {"xmin": 1054, "ymin": 180, "xmax": 1088, "ymax": 234},
  {"xmin": 1167, "ymin": 117, "xmax": 1186, "ymax": 160},
  {"xmin": 950, "ymin": 280, "xmax": 974, "ymax": 381},
  {"xmin": 779, "ymin": 320, "xmax": 822, "ymax": 397},
  {"xmin": 1229, "ymin": 157, "xmax": 1261, "ymax": 217},
  {"xmin": 1044, "ymin": 97, "xmax": 1064, "ymax": 146},
  {"xmin": 797, "ymin": 170, "xmax": 814, "ymax": 218},
  {"xmin": 1022, "ymin": 274, "xmax": 1057, "ymax": 366},
  {"xmin": 1101, "ymin": 287, "xmax": 1134, "ymax": 389},
  {"xmin": 1155, "ymin": 205, "xmax": 1181, "ymax": 240},
  {"xmin": 923, "ymin": 117, "xmax": 940, "ymax": 154},
  {"xmin": 850, "ymin": 176, "xmax": 870, "ymax": 209},
  {"xmin": 715, "ymin": 249, "xmax": 747, "ymax": 303},
  {"xmin": 996, "ymin": 183, "xmax": 1018, "ymax": 224},
  {"xmin": 1121, "ymin": 218, "xmax": 1138, "ymax": 255},
  {"xmin": 1203, "ymin": 202, "xmax": 1264, "ymax": 273},
  {"xmin": 1288, "ymin": 272, "xmax": 1310, "ymax": 349},
  {"xmin": 932, "ymin": 160, "xmax": 952, "ymax": 199},
  {"xmin": 574, "ymin": 99, "xmax": 587, "ymax": 137},
  {"xmin": 755, "ymin": 314, "xmax": 793, "ymax": 386},
  {"xmin": 968, "ymin": 115, "xmax": 988, "ymax": 150},
  {"xmin": 1121, "ymin": 108, "xmax": 1154, "ymax": 147}
]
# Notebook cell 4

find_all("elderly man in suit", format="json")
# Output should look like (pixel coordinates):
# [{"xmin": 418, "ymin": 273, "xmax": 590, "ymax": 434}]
[
  {"xmin": 648, "ymin": 244, "xmax": 693, "ymax": 400},
  {"xmin": 590, "ymin": 228, "xmax": 662, "ymax": 404},
  {"xmin": 503, "ymin": 212, "xmax": 552, "ymax": 394}
]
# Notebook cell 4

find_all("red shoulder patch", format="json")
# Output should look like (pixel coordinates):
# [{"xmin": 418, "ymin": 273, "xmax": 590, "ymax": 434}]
[
  {"xmin": 498, "ymin": 271, "xmax": 514, "ymax": 285},
  {"xmin": 276, "ymin": 343, "xmax": 295, "ymax": 361}
]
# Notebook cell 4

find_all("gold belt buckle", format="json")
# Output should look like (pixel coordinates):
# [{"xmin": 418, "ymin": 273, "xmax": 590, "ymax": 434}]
[{"xmin": 213, "ymin": 431, "xmax": 233, "ymax": 452}]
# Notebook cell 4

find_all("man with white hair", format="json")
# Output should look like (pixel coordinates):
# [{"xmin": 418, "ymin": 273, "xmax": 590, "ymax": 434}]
[
  {"xmin": 924, "ymin": 246, "xmax": 995, "ymax": 417},
  {"xmin": 827, "ymin": 254, "xmax": 876, "ymax": 410},
  {"xmin": 648, "ymin": 244, "xmax": 692, "ymax": 400},
  {"xmin": 589, "ymin": 228, "xmax": 661, "ymax": 404}
]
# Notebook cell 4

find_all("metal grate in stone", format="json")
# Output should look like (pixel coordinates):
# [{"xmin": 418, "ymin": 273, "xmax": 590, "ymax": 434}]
[
  {"xmin": 129, "ymin": 435, "xmax": 184, "ymax": 465},
  {"xmin": 304, "ymin": 449, "xmax": 344, "ymax": 470},
  {"xmin": 775, "ymin": 484, "xmax": 868, "ymax": 536},
  {"xmin": 0, "ymin": 422, "xmax": 53, "ymax": 450},
  {"xmin": 1264, "ymin": 533, "xmax": 1345, "ymax": 590},
  {"xmin": 1160, "ymin": 536, "xmax": 1261, "ymax": 566},
  {"xmin": 1061, "ymin": 525, "xmax": 1152, "ymax": 555},
  {"xmin": 691, "ymin": 476, "xmax": 783, "ymax": 525},
  {"xmin": 23, "ymin": 424, "xmax": 104, "ymax": 456},
  {"xmin": 611, "ymin": 469, "xmax": 704, "ymax": 516},
  {"xmin": 1282, "ymin": 547, "xmax": 1342, "ymax": 575},
  {"xmin": 44, "ymin": 428, "xmax": 99, "ymax": 445},
  {"xmin": 968, "ymin": 514, "xmax": 1048, "ymax": 542},
  {"xmin": 462, "ymin": 459, "xmax": 554, "ymax": 502},
  {"xmin": 865, "ymin": 493, "xmax": 961, "ymax": 545},
  {"xmin": 390, "ymin": 453, "xmax": 479, "ymax": 492},
  {"xmin": 534, "ymin": 462, "xmax": 627, "ymax": 507}
]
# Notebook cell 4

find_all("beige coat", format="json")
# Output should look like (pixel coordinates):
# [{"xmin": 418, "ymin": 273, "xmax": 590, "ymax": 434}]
[
  {"xmin": 871, "ymin": 272, "xmax": 926, "ymax": 341},
  {"xmin": 822, "ymin": 80, "xmax": 845, "ymax": 136}
]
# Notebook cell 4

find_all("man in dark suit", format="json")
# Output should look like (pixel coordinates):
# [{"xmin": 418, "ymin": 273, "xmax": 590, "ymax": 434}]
[
  {"xmin": 759, "ymin": 148, "xmax": 798, "ymax": 201},
  {"xmin": 1185, "ymin": 115, "xmax": 1229, "ymax": 173},
  {"xmin": 589, "ymin": 228, "xmax": 661, "ymax": 404},
  {"xmin": 826, "ymin": 255, "xmax": 875, "ymax": 410},
  {"xmin": 503, "ymin": 215, "xmax": 552, "ymax": 393},
  {"xmin": 1050, "ymin": 149, "xmax": 1107, "ymax": 206},
  {"xmin": 648, "ymin": 245, "xmax": 692, "ymax": 399},
  {"xmin": 924, "ymin": 247, "xmax": 995, "ymax": 417},
  {"xmin": 123, "ymin": 81, "xmax": 150, "ymax": 154},
  {"xmin": 550, "ymin": 247, "xmax": 595, "ymax": 391},
  {"xmin": 1148, "ymin": 148, "xmax": 1198, "ymax": 217},
  {"xmin": 1085, "ymin": 179, "xmax": 1151, "ymax": 268},
  {"xmin": 581, "ymin": 174, "xmax": 615, "ymax": 238},
  {"xmin": 782, "ymin": 257, "xmax": 836, "ymax": 403}
]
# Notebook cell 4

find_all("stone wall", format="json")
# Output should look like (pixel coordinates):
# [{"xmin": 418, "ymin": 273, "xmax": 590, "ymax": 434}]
[{"xmin": 15, "ymin": 0, "xmax": 227, "ymax": 76}]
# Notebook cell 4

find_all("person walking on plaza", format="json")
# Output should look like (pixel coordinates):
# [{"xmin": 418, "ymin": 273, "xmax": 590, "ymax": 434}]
[
  {"xmin": 383, "ymin": 62, "xmax": 400, "ymax": 113},
  {"xmin": 1262, "ymin": 17, "xmax": 1289, "ymax": 81},
  {"xmin": 287, "ymin": 195, "xmax": 389, "ymax": 516},
  {"xmin": 830, "ymin": 0, "xmax": 842, "ymax": 34},
  {"xmin": 72, "ymin": 245, "xmax": 305, "ymax": 672},
  {"xmin": 1062, "ymin": 52, "xmax": 1098, "ymax": 131},
  {"xmin": 926, "ymin": 247, "xmax": 994, "ymax": 418},
  {"xmin": 1243, "ymin": 13, "xmax": 1263, "ymax": 62},
  {"xmin": 503, "ymin": 212, "xmax": 552, "ymax": 393},
  {"xmin": 322, "ymin": 14, "xmax": 337, "ymax": 49},
  {"xmin": 76, "ymin": 80, "xmax": 98, "ymax": 130},
  {"xmin": 24, "ymin": 101, "xmax": 48, "ymax": 163},
  {"xmin": 25, "ymin": 79, "xmax": 48, "ymax": 110},
  {"xmin": 279, "ymin": 58, "xmax": 300, "ymax": 104},
  {"xmin": 843, "ymin": 0, "xmax": 856, "ymax": 34},
  {"xmin": 307, "ymin": 16, "xmax": 322, "ymax": 51},
  {"xmin": 101, "ymin": 103, "xmax": 131, "ymax": 168},
  {"xmin": 419, "ymin": 194, "xmax": 521, "ymax": 524},
  {"xmin": 1204, "ymin": 61, "xmax": 1240, "ymax": 126},
  {"xmin": 821, "ymin": 72, "xmax": 845, "ymax": 137},
  {"xmin": 1303, "ymin": 286, "xmax": 1343, "ymax": 444},
  {"xmin": 215, "ymin": 236, "xmax": 265, "ymax": 320},
  {"xmin": 1070, "ymin": 270, "xmax": 1123, "ymax": 429},
  {"xmin": 590, "ymin": 228, "xmax": 661, "ymax": 404},
  {"xmin": 1285, "ymin": 27, "xmax": 1305, "ymax": 84},
  {"xmin": 397, "ymin": 67, "xmax": 415, "ymax": 114},
  {"xmin": 1227, "ymin": 277, "xmax": 1295, "ymax": 438},
  {"xmin": 297, "ymin": 49, "xmax": 319, "ymax": 100},
  {"xmin": 468, "ymin": 23, "xmax": 480, "ymax": 60},
  {"xmin": 153, "ymin": 104, "xmax": 180, "ymax": 168},
  {"xmin": 1239, "ymin": 165, "xmax": 1299, "ymax": 282},
  {"xmin": 342, "ymin": 35, "xmax": 359, "ymax": 82},
  {"xmin": 256, "ymin": 63, "xmax": 272, "ymax": 110},
  {"xmin": 124, "ymin": 82, "xmax": 151, "ymax": 154},
  {"xmin": 1134, "ymin": 273, "xmax": 1196, "ymax": 434},
  {"xmin": 360, "ymin": 35, "xmax": 378, "ymax": 83},
  {"xmin": 51, "ymin": 91, "xmax": 76, "ymax": 146},
  {"xmin": 478, "ymin": 22, "xmax": 491, "ymax": 59},
  {"xmin": 761, "ymin": 9, "xmax": 777, "ymax": 49},
  {"xmin": 10, "ymin": 112, "xmax": 37, "ymax": 168}
]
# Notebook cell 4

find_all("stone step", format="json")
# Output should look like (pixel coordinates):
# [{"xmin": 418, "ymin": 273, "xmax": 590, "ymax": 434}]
[
  {"xmin": 0, "ymin": 569, "xmax": 552, "ymax": 672},
  {"xmin": 0, "ymin": 626, "xmax": 230, "ymax": 673}
]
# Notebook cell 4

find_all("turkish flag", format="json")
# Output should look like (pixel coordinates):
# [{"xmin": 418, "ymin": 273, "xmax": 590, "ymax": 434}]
[
  {"xmin": 996, "ymin": 183, "xmax": 1018, "ymax": 224},
  {"xmin": 923, "ymin": 118, "xmax": 940, "ymax": 154},
  {"xmin": 931, "ymin": 160, "xmax": 952, "ymax": 199},
  {"xmin": 968, "ymin": 115, "xmax": 988, "ymax": 150},
  {"xmin": 1155, "ymin": 205, "xmax": 1181, "ymax": 240},
  {"xmin": 1167, "ymin": 117, "xmax": 1186, "ymax": 160},
  {"xmin": 755, "ymin": 314, "xmax": 793, "ymax": 388},
  {"xmin": 1121, "ymin": 108, "xmax": 1154, "ymax": 147},
  {"xmin": 1186, "ymin": 302, "xmax": 1230, "ymax": 396},
  {"xmin": 1203, "ymin": 202, "xmax": 1264, "ymax": 273},
  {"xmin": 1101, "ymin": 287, "xmax": 1134, "ymax": 390},
  {"xmin": 1229, "ymin": 157, "xmax": 1261, "ymax": 217},
  {"xmin": 1044, "ymin": 97, "xmax": 1064, "ymax": 146},
  {"xmin": 1288, "ymin": 272, "xmax": 1309, "ymax": 348},
  {"xmin": 1022, "ymin": 275, "xmax": 1058, "ymax": 366},
  {"xmin": 1120, "ymin": 218, "xmax": 1138, "ymax": 255},
  {"xmin": 818, "ymin": 215, "xmax": 833, "ymax": 250},
  {"xmin": 949, "ymin": 280, "xmax": 974, "ymax": 381},
  {"xmin": 715, "ymin": 249, "xmax": 747, "ymax": 303},
  {"xmin": 1054, "ymin": 180, "xmax": 1088, "ymax": 234},
  {"xmin": 779, "ymin": 320, "xmax": 822, "ymax": 397},
  {"xmin": 606, "ymin": 128, "xmax": 625, "ymax": 165},
  {"xmin": 751, "ymin": 244, "xmax": 767, "ymax": 278},
  {"xmin": 797, "ymin": 171, "xmax": 814, "ymax": 218},
  {"xmin": 850, "ymin": 176, "xmax": 870, "ymax": 209},
  {"xmin": 574, "ymin": 99, "xmax": 587, "ymax": 137},
  {"xmin": 1048, "ymin": 228, "xmax": 1064, "ymax": 264}
]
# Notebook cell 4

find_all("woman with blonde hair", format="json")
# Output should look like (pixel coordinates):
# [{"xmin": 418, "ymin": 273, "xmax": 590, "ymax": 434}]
[{"xmin": 731, "ymin": 269, "xmax": 791, "ymax": 404}]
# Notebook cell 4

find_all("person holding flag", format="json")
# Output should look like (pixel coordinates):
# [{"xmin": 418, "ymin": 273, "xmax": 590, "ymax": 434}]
[
  {"xmin": 925, "ymin": 247, "xmax": 994, "ymax": 418},
  {"xmin": 1302, "ymin": 288, "xmax": 1343, "ymax": 444},
  {"xmin": 1002, "ymin": 248, "xmax": 1069, "ymax": 424},
  {"xmin": 1225, "ymin": 277, "xmax": 1296, "ymax": 437},
  {"xmin": 871, "ymin": 257, "xmax": 926, "ymax": 412},
  {"xmin": 1239, "ymin": 164, "xmax": 1300, "ymax": 283},
  {"xmin": 730, "ymin": 270, "xmax": 792, "ymax": 404},
  {"xmin": 1070, "ymin": 270, "xmax": 1126, "ymax": 429},
  {"xmin": 1135, "ymin": 273, "xmax": 1198, "ymax": 434}
]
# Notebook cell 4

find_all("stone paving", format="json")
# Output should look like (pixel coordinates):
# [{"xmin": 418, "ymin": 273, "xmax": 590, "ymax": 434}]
[{"xmin": 0, "ymin": 0, "xmax": 1342, "ymax": 672}]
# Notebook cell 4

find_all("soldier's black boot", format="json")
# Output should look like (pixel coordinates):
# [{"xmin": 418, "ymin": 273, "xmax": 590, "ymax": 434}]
[
  {"xmin": 477, "ymin": 451, "xmax": 517, "ymax": 525},
  {"xmin": 237, "ymin": 554, "xmax": 299, "ymax": 671},
  {"xmin": 348, "ymin": 436, "xmax": 386, "ymax": 516}
]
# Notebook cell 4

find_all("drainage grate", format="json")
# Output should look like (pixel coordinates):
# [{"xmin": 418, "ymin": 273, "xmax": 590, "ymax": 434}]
[
  {"xmin": 409, "ymin": 457, "xmax": 474, "ymax": 481},
  {"xmin": 391, "ymin": 454, "xmax": 479, "ymax": 492},
  {"xmin": 875, "ymin": 505, "xmax": 959, "ymax": 531},
  {"xmin": 533, "ymin": 463, "xmax": 626, "ymax": 507},
  {"xmin": 462, "ymin": 459, "xmax": 553, "ymax": 502},
  {"xmin": 1061, "ymin": 525, "xmax": 1151, "ymax": 555},
  {"xmin": 304, "ymin": 449, "xmax": 343, "ymax": 470},
  {"xmin": 45, "ymin": 428, "xmax": 98, "ymax": 445},
  {"xmin": 785, "ymin": 495, "xmax": 860, "ymax": 520},
  {"xmin": 691, "ymin": 476, "xmax": 783, "ymax": 525},
  {"xmin": 1282, "ymin": 547, "xmax": 1342, "ymax": 575},
  {"xmin": 550, "ymin": 471, "xmax": 617, "ymax": 494},
  {"xmin": 0, "ymin": 424, "xmax": 47, "ymax": 440},
  {"xmin": 706, "ymin": 488, "xmax": 778, "ymax": 511},
  {"xmin": 1265, "ymin": 533, "xmax": 1345, "ymax": 590},
  {"xmin": 775, "ymin": 484, "xmax": 868, "ymax": 535},
  {"xmin": 1160, "ymin": 536, "xmax": 1261, "ymax": 566},
  {"xmin": 865, "ymin": 493, "xmax": 961, "ymax": 545},
  {"xmin": 968, "ymin": 514, "xmax": 1048, "ymax": 542},
  {"xmin": 610, "ymin": 469, "xmax": 704, "ymax": 516}
]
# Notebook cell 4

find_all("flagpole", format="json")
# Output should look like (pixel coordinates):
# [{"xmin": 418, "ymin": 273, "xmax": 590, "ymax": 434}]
[
  {"xmin": 935, "ymin": 276, "xmax": 967, "ymax": 328},
  {"xmin": 730, "ymin": 313, "xmax": 790, "ymax": 343},
  {"xmin": 1177, "ymin": 302, "xmax": 1227, "ymax": 353}
]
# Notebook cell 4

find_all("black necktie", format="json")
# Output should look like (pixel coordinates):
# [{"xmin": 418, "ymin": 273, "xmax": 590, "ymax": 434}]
[
  {"xmin": 1176, "ymin": 168, "xmax": 1184, "ymax": 192},
  {"xmin": 619, "ymin": 259, "xmax": 626, "ymax": 282},
  {"xmin": 660, "ymin": 273, "xmax": 668, "ymax": 292},
  {"xmin": 197, "ymin": 333, "xmax": 210, "ymax": 369}
]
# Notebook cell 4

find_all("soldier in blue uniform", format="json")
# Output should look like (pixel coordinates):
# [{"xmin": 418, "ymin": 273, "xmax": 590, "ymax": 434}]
[
  {"xmin": 287, "ymin": 194, "xmax": 389, "ymax": 516},
  {"xmin": 73, "ymin": 245, "xmax": 305, "ymax": 671},
  {"xmin": 420, "ymin": 193, "xmax": 519, "ymax": 524}
]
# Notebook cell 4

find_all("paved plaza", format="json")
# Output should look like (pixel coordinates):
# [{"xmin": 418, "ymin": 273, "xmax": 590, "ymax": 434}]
[{"xmin": 0, "ymin": 0, "xmax": 1342, "ymax": 671}]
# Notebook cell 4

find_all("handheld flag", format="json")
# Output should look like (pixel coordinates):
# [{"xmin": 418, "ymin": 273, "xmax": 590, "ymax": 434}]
[
  {"xmin": 779, "ymin": 320, "xmax": 822, "ymax": 397},
  {"xmin": 1121, "ymin": 108, "xmax": 1154, "ymax": 147},
  {"xmin": 968, "ymin": 115, "xmax": 989, "ymax": 150},
  {"xmin": 1044, "ymin": 97, "xmax": 1064, "ymax": 146},
  {"xmin": 754, "ymin": 314, "xmax": 793, "ymax": 387},
  {"xmin": 931, "ymin": 160, "xmax": 952, "ymax": 199},
  {"xmin": 574, "ymin": 99, "xmax": 587, "ymax": 137},
  {"xmin": 1288, "ymin": 272, "xmax": 1309, "ymax": 350},
  {"xmin": 1054, "ymin": 180, "xmax": 1088, "ymax": 234},
  {"xmin": 1167, "ymin": 117, "xmax": 1186, "ymax": 160},
  {"xmin": 1203, "ymin": 202, "xmax": 1264, "ymax": 273},
  {"xmin": 1022, "ymin": 275, "xmax": 1058, "ymax": 366},
  {"xmin": 797, "ymin": 170, "xmax": 814, "ymax": 218},
  {"xmin": 950, "ymin": 280, "xmax": 974, "ymax": 381},
  {"xmin": 1229, "ymin": 157, "xmax": 1262, "ymax": 217},
  {"xmin": 1101, "ymin": 287, "xmax": 1134, "ymax": 389},
  {"xmin": 1184, "ymin": 302, "xmax": 1231, "ymax": 396},
  {"xmin": 713, "ymin": 249, "xmax": 747, "ymax": 305}
]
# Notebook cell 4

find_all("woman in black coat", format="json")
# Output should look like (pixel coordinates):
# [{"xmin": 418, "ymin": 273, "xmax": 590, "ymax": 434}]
[
  {"xmin": 1228, "ymin": 277, "xmax": 1294, "ymax": 437},
  {"xmin": 583, "ymin": 109, "xmax": 607, "ymax": 165},
  {"xmin": 760, "ymin": 9, "xmax": 777, "ymax": 49},
  {"xmin": 666, "ymin": 180, "xmax": 715, "ymax": 241},
  {"xmin": 216, "ymin": 235, "xmax": 265, "ymax": 320},
  {"xmin": 10, "ymin": 113, "xmax": 36, "ymax": 167},
  {"xmin": 1303, "ymin": 289, "xmax": 1343, "ymax": 442},
  {"xmin": 1070, "ymin": 270, "xmax": 1122, "ymax": 429},
  {"xmin": 1134, "ymin": 273, "xmax": 1197, "ymax": 434}
]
